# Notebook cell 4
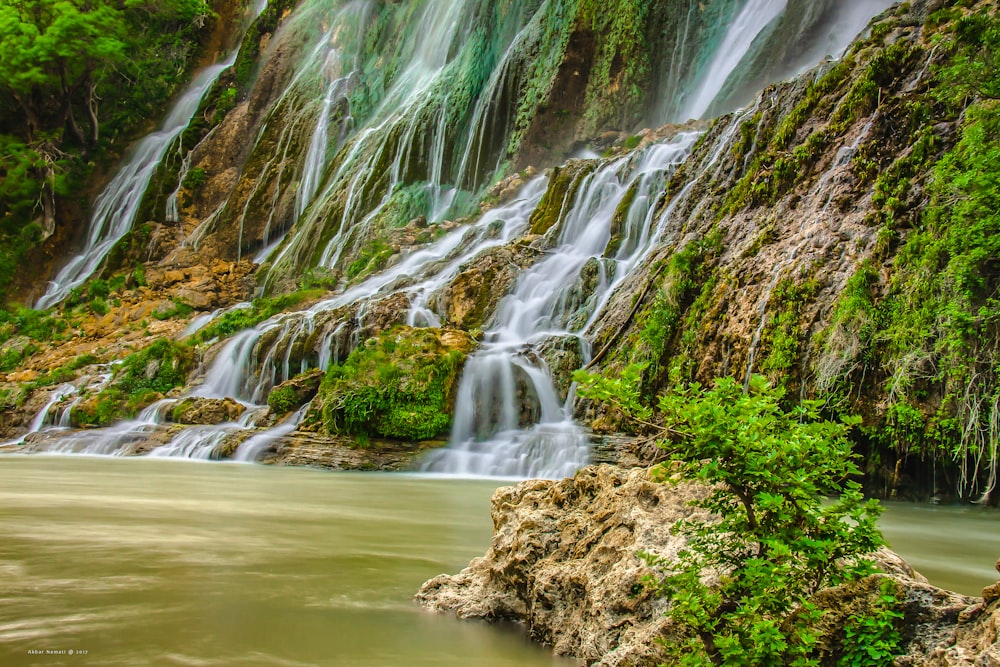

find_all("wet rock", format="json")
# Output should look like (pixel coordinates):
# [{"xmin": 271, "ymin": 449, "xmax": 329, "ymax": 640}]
[
  {"xmin": 170, "ymin": 397, "xmax": 245, "ymax": 425},
  {"xmin": 266, "ymin": 369, "xmax": 324, "ymax": 415},
  {"xmin": 528, "ymin": 160, "xmax": 598, "ymax": 236},
  {"xmin": 266, "ymin": 430, "xmax": 443, "ymax": 471},
  {"xmin": 533, "ymin": 335, "xmax": 584, "ymax": 402},
  {"xmin": 432, "ymin": 245, "xmax": 535, "ymax": 330}
]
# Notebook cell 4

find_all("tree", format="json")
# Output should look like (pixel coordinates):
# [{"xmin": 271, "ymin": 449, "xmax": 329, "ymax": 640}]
[
  {"xmin": 0, "ymin": 0, "xmax": 129, "ymax": 148},
  {"xmin": 577, "ymin": 370, "xmax": 889, "ymax": 665}
]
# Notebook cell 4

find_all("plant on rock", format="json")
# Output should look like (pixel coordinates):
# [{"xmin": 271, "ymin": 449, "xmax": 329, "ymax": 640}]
[
  {"xmin": 312, "ymin": 327, "xmax": 471, "ymax": 442},
  {"xmin": 578, "ymin": 371, "xmax": 891, "ymax": 665}
]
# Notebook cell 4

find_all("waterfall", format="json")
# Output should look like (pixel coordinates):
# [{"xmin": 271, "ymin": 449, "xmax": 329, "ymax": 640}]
[
  {"xmin": 422, "ymin": 134, "xmax": 699, "ymax": 477},
  {"xmin": 10, "ymin": 0, "xmax": 898, "ymax": 473},
  {"xmin": 681, "ymin": 0, "xmax": 788, "ymax": 121},
  {"xmin": 36, "ymin": 0, "xmax": 268, "ymax": 310}
]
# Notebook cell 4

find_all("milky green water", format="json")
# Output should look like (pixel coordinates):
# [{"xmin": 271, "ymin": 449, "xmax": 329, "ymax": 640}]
[
  {"xmin": 0, "ymin": 457, "xmax": 996, "ymax": 667},
  {"xmin": 0, "ymin": 457, "xmax": 575, "ymax": 667}
]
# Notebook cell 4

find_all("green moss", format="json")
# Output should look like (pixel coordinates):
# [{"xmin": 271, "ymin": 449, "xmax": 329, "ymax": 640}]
[
  {"xmin": 528, "ymin": 160, "xmax": 597, "ymax": 236},
  {"xmin": 73, "ymin": 339, "xmax": 193, "ymax": 426},
  {"xmin": 345, "ymin": 239, "xmax": 394, "ymax": 281},
  {"xmin": 267, "ymin": 385, "xmax": 299, "ymax": 415},
  {"xmin": 758, "ymin": 276, "xmax": 819, "ymax": 381},
  {"xmin": 311, "ymin": 326, "xmax": 470, "ymax": 442},
  {"xmin": 192, "ymin": 290, "xmax": 323, "ymax": 343}
]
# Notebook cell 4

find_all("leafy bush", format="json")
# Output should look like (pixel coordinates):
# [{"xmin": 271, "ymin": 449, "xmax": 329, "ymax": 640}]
[{"xmin": 579, "ymin": 372, "xmax": 888, "ymax": 665}]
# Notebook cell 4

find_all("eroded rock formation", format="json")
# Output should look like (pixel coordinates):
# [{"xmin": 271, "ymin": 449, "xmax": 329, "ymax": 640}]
[{"xmin": 417, "ymin": 465, "xmax": 1000, "ymax": 665}]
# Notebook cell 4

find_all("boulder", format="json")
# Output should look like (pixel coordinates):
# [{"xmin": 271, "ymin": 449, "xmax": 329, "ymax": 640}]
[
  {"xmin": 267, "ymin": 369, "xmax": 324, "ymax": 414},
  {"xmin": 171, "ymin": 397, "xmax": 245, "ymax": 425}
]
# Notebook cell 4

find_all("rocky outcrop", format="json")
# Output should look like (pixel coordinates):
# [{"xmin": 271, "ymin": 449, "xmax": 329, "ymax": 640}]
[
  {"xmin": 417, "ymin": 466, "xmax": 711, "ymax": 665},
  {"xmin": 266, "ymin": 369, "xmax": 324, "ymax": 414},
  {"xmin": 265, "ymin": 430, "xmax": 441, "ymax": 471},
  {"xmin": 305, "ymin": 326, "xmax": 474, "ymax": 441},
  {"xmin": 170, "ymin": 397, "xmax": 245, "ymax": 425},
  {"xmin": 417, "ymin": 465, "xmax": 1000, "ymax": 665}
]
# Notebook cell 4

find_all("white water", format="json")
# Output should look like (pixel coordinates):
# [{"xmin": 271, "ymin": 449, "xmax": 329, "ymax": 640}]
[
  {"xmin": 682, "ymin": 0, "xmax": 788, "ymax": 121},
  {"xmin": 36, "ymin": 0, "xmax": 269, "ymax": 309},
  {"xmin": 36, "ymin": 62, "xmax": 233, "ymax": 309},
  {"xmin": 13, "ymin": 0, "xmax": 899, "ymax": 475},
  {"xmin": 422, "ymin": 134, "xmax": 698, "ymax": 477}
]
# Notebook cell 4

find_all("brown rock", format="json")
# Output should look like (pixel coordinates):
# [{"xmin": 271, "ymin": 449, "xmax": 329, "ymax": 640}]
[
  {"xmin": 417, "ymin": 466, "xmax": 710, "ymax": 665},
  {"xmin": 171, "ymin": 397, "xmax": 245, "ymax": 425},
  {"xmin": 172, "ymin": 287, "xmax": 214, "ymax": 310},
  {"xmin": 417, "ymin": 465, "xmax": 994, "ymax": 666}
]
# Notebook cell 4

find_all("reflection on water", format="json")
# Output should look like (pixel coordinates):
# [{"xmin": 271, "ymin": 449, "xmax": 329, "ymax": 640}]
[
  {"xmin": 0, "ymin": 458, "xmax": 575, "ymax": 667},
  {"xmin": 0, "ymin": 459, "xmax": 997, "ymax": 667}
]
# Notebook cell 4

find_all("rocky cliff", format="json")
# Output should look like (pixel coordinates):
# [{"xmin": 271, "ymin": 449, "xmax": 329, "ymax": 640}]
[{"xmin": 0, "ymin": 0, "xmax": 997, "ymax": 496}]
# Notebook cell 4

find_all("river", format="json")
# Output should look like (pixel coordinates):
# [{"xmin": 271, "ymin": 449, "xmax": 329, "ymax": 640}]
[{"xmin": 0, "ymin": 457, "xmax": 996, "ymax": 666}]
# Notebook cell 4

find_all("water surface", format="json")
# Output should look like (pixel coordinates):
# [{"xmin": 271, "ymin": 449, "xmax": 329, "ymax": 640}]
[
  {"xmin": 1, "ymin": 458, "xmax": 997, "ymax": 667},
  {"xmin": 0, "ymin": 457, "xmax": 573, "ymax": 667}
]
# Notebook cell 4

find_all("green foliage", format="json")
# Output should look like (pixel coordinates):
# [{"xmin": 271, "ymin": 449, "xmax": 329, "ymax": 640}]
[
  {"xmin": 838, "ymin": 579, "xmax": 904, "ymax": 667},
  {"xmin": 74, "ymin": 339, "xmax": 193, "ymax": 425},
  {"xmin": 0, "ymin": 0, "xmax": 213, "ymax": 303},
  {"xmin": 153, "ymin": 298, "xmax": 194, "ymax": 321},
  {"xmin": 192, "ymin": 290, "xmax": 323, "ymax": 343},
  {"xmin": 934, "ymin": 10, "xmax": 1000, "ymax": 104},
  {"xmin": 182, "ymin": 167, "xmax": 208, "ymax": 190},
  {"xmin": 582, "ymin": 374, "xmax": 884, "ymax": 666},
  {"xmin": 24, "ymin": 353, "xmax": 98, "ymax": 391},
  {"xmin": 631, "ymin": 231, "xmax": 721, "ymax": 383},
  {"xmin": 345, "ymin": 239, "xmax": 393, "ymax": 281},
  {"xmin": 113, "ymin": 339, "xmax": 193, "ymax": 396},
  {"xmin": 759, "ymin": 277, "xmax": 818, "ymax": 380},
  {"xmin": 315, "ymin": 327, "xmax": 467, "ymax": 442},
  {"xmin": 267, "ymin": 385, "xmax": 299, "ymax": 415}
]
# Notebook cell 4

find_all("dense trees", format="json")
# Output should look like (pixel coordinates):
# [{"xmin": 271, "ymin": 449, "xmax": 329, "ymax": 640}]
[{"xmin": 0, "ymin": 0, "xmax": 214, "ymax": 304}]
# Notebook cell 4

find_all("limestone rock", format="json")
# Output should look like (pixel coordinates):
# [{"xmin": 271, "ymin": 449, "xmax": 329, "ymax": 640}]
[
  {"xmin": 417, "ymin": 465, "xmax": 710, "ymax": 665},
  {"xmin": 171, "ymin": 397, "xmax": 245, "ymax": 425},
  {"xmin": 266, "ymin": 369, "xmax": 324, "ymax": 414},
  {"xmin": 266, "ymin": 430, "xmax": 442, "ymax": 471},
  {"xmin": 417, "ymin": 464, "xmax": 998, "ymax": 666}
]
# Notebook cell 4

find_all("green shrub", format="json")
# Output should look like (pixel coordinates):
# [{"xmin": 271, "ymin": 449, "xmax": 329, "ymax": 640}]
[
  {"xmin": 579, "ymin": 373, "xmax": 887, "ymax": 666},
  {"xmin": 315, "ymin": 327, "xmax": 469, "ymax": 441}
]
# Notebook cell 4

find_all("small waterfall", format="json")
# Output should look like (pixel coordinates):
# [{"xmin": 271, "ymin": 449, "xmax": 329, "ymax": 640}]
[
  {"xmin": 233, "ymin": 408, "xmax": 306, "ymax": 462},
  {"xmin": 191, "ymin": 178, "xmax": 549, "ymax": 406},
  {"xmin": 682, "ymin": 0, "xmax": 788, "ymax": 121},
  {"xmin": 35, "ymin": 1, "xmax": 268, "ymax": 309},
  {"xmin": 0, "ymin": 384, "xmax": 77, "ymax": 448},
  {"xmin": 36, "ymin": 61, "xmax": 232, "ymax": 309}
]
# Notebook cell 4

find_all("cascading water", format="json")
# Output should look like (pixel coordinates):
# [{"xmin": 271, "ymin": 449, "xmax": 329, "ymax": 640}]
[
  {"xmin": 421, "ymin": 134, "xmax": 700, "ymax": 477},
  {"xmin": 11, "ymin": 0, "xmax": 898, "ymax": 474},
  {"xmin": 35, "ymin": 63, "xmax": 231, "ymax": 310},
  {"xmin": 681, "ymin": 0, "xmax": 788, "ymax": 121}
]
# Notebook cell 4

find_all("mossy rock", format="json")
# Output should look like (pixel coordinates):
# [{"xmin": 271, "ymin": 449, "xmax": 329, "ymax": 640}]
[
  {"xmin": 267, "ymin": 369, "xmax": 325, "ymax": 415},
  {"xmin": 528, "ymin": 160, "xmax": 598, "ymax": 236},
  {"xmin": 308, "ymin": 326, "xmax": 474, "ymax": 441},
  {"xmin": 171, "ymin": 397, "xmax": 246, "ymax": 425}
]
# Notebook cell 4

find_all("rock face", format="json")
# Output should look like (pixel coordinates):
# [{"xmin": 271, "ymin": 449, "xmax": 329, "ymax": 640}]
[
  {"xmin": 417, "ymin": 465, "xmax": 1000, "ymax": 666},
  {"xmin": 266, "ymin": 431, "xmax": 441, "ymax": 471},
  {"xmin": 417, "ymin": 465, "xmax": 711, "ymax": 665}
]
